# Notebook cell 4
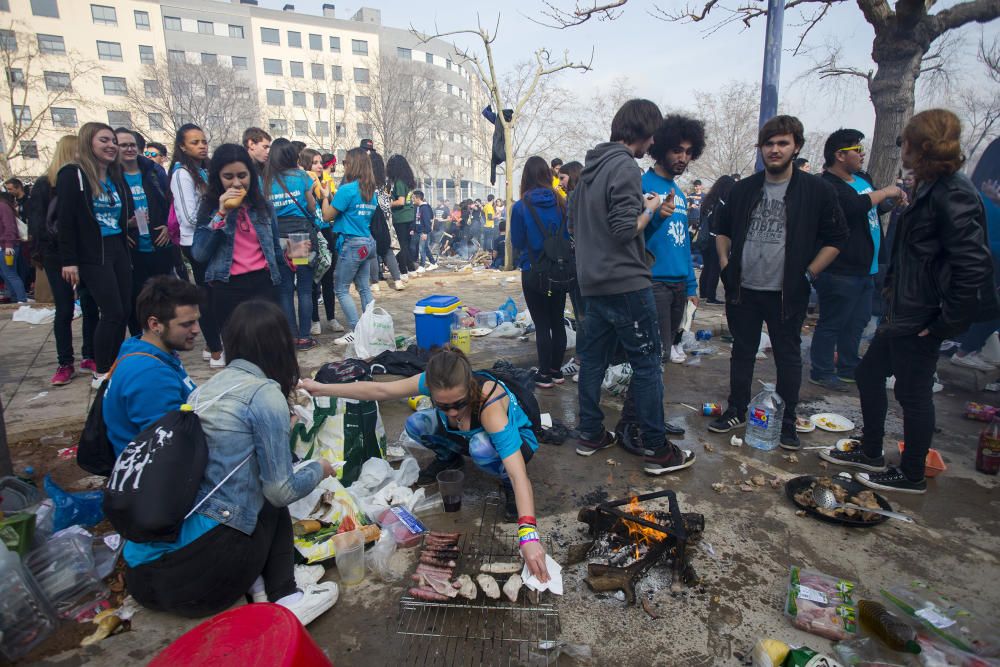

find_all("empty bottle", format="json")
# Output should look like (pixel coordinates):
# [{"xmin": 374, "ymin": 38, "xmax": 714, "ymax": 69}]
[
  {"xmin": 858, "ymin": 599, "xmax": 922, "ymax": 654},
  {"xmin": 744, "ymin": 383, "xmax": 784, "ymax": 451},
  {"xmin": 976, "ymin": 417, "xmax": 1000, "ymax": 475},
  {"xmin": 0, "ymin": 544, "xmax": 58, "ymax": 661}
]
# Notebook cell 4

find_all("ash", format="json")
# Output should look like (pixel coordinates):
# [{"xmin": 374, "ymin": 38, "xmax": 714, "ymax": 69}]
[{"xmin": 587, "ymin": 534, "xmax": 656, "ymax": 569}]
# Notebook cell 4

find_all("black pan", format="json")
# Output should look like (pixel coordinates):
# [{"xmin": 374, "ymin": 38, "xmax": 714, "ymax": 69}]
[{"xmin": 785, "ymin": 475, "xmax": 893, "ymax": 528}]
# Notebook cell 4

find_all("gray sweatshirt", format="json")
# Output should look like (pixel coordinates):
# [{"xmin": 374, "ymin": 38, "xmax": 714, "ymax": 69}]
[{"xmin": 571, "ymin": 142, "xmax": 651, "ymax": 297}]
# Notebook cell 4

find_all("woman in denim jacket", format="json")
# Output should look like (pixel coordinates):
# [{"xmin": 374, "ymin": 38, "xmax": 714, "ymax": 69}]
[
  {"xmin": 124, "ymin": 300, "xmax": 339, "ymax": 624},
  {"xmin": 192, "ymin": 144, "xmax": 286, "ymax": 335}
]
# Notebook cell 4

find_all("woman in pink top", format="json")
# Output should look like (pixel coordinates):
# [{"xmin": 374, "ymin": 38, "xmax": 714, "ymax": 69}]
[
  {"xmin": 0, "ymin": 192, "xmax": 27, "ymax": 302},
  {"xmin": 192, "ymin": 144, "xmax": 287, "ymax": 336}
]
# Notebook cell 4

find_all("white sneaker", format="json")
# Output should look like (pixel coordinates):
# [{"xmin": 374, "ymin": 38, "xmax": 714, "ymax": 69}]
[
  {"xmin": 202, "ymin": 349, "xmax": 212, "ymax": 361},
  {"xmin": 416, "ymin": 266, "xmax": 426, "ymax": 273},
  {"xmin": 310, "ymin": 321, "xmax": 322, "ymax": 336},
  {"xmin": 334, "ymin": 332, "xmax": 355, "ymax": 346},
  {"xmin": 951, "ymin": 351, "xmax": 998, "ymax": 371},
  {"xmin": 982, "ymin": 332, "xmax": 1000, "ymax": 365},
  {"xmin": 294, "ymin": 564, "xmax": 326, "ymax": 589},
  {"xmin": 371, "ymin": 283, "xmax": 381, "ymax": 293},
  {"xmin": 280, "ymin": 582, "xmax": 339, "ymax": 627},
  {"xmin": 209, "ymin": 353, "xmax": 226, "ymax": 369},
  {"xmin": 91, "ymin": 372, "xmax": 108, "ymax": 390},
  {"xmin": 426, "ymin": 263, "xmax": 438, "ymax": 271},
  {"xmin": 393, "ymin": 281, "xmax": 405, "ymax": 291},
  {"xmin": 328, "ymin": 318, "xmax": 345, "ymax": 333},
  {"xmin": 669, "ymin": 345, "xmax": 686, "ymax": 364},
  {"xmin": 886, "ymin": 376, "xmax": 896, "ymax": 390},
  {"xmin": 400, "ymin": 273, "xmax": 410, "ymax": 283},
  {"xmin": 561, "ymin": 359, "xmax": 580, "ymax": 375}
]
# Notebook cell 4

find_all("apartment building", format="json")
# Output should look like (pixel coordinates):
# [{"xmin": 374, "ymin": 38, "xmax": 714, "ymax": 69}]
[{"xmin": 0, "ymin": 0, "xmax": 492, "ymax": 197}]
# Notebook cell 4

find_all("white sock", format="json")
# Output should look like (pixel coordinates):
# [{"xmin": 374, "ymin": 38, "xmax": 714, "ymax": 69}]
[
  {"xmin": 248, "ymin": 576, "xmax": 265, "ymax": 596},
  {"xmin": 276, "ymin": 590, "xmax": 304, "ymax": 606}
]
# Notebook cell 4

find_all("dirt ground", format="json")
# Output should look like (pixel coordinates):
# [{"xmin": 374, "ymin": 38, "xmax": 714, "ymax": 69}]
[{"xmin": 4, "ymin": 265, "xmax": 999, "ymax": 666}]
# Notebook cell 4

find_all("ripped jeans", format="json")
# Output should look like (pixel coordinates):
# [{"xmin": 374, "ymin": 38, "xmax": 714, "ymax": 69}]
[
  {"xmin": 576, "ymin": 287, "xmax": 666, "ymax": 452},
  {"xmin": 405, "ymin": 410, "xmax": 533, "ymax": 483}
]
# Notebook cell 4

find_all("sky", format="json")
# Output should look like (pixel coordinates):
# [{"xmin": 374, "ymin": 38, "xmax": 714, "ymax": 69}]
[{"xmin": 266, "ymin": 0, "xmax": 998, "ymax": 149}]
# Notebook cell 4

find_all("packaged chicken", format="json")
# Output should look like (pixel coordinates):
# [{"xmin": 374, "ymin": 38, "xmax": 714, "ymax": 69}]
[{"xmin": 785, "ymin": 566, "xmax": 859, "ymax": 641}]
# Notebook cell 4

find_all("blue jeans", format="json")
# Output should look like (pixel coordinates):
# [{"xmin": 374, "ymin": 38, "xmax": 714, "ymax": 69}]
[
  {"xmin": 576, "ymin": 287, "xmax": 665, "ymax": 451},
  {"xmin": 1, "ymin": 245, "xmax": 27, "ymax": 302},
  {"xmin": 810, "ymin": 272, "xmax": 873, "ymax": 381},
  {"xmin": 418, "ymin": 234, "xmax": 436, "ymax": 266},
  {"xmin": 277, "ymin": 260, "xmax": 314, "ymax": 339},
  {"xmin": 482, "ymin": 228, "xmax": 496, "ymax": 257},
  {"xmin": 958, "ymin": 317, "xmax": 1000, "ymax": 353},
  {"xmin": 334, "ymin": 235, "xmax": 375, "ymax": 329}
]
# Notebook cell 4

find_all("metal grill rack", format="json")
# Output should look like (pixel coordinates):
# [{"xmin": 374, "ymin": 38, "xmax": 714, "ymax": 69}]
[{"xmin": 394, "ymin": 496, "xmax": 561, "ymax": 666}]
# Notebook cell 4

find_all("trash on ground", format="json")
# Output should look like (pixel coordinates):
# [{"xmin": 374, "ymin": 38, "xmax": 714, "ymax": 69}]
[
  {"xmin": 751, "ymin": 637, "xmax": 789, "ymax": 667},
  {"xmin": 730, "ymin": 435, "xmax": 744, "ymax": 447},
  {"xmin": 785, "ymin": 566, "xmax": 858, "ymax": 641},
  {"xmin": 965, "ymin": 401, "xmax": 998, "ymax": 422},
  {"xmin": 11, "ymin": 305, "xmax": 56, "ymax": 325}
]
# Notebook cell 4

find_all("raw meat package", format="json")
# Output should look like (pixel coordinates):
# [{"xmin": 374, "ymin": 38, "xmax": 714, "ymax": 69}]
[
  {"xmin": 377, "ymin": 506, "xmax": 426, "ymax": 548},
  {"xmin": 785, "ymin": 566, "xmax": 859, "ymax": 641}
]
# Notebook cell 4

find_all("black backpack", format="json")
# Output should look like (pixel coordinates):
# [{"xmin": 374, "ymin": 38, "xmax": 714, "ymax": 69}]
[
  {"xmin": 479, "ymin": 366, "xmax": 542, "ymax": 435},
  {"xmin": 522, "ymin": 199, "xmax": 576, "ymax": 296}
]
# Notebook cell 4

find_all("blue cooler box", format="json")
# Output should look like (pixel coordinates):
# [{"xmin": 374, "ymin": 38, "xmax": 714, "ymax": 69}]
[{"xmin": 414, "ymin": 295, "xmax": 461, "ymax": 350}]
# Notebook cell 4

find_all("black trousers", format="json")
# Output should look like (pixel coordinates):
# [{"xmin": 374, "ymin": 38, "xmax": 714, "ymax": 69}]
[
  {"xmin": 699, "ymin": 241, "xmax": 721, "ymax": 300},
  {"xmin": 725, "ymin": 288, "xmax": 805, "ymax": 429},
  {"xmin": 312, "ymin": 227, "xmax": 337, "ymax": 323},
  {"xmin": 394, "ymin": 222, "xmax": 416, "ymax": 274},
  {"xmin": 78, "ymin": 236, "xmax": 132, "ymax": 374},
  {"xmin": 181, "ymin": 246, "xmax": 222, "ymax": 353},
  {"xmin": 127, "ymin": 247, "xmax": 177, "ymax": 336},
  {"xmin": 211, "ymin": 269, "xmax": 279, "ymax": 337},
  {"xmin": 43, "ymin": 254, "xmax": 98, "ymax": 367},
  {"xmin": 125, "ymin": 503, "xmax": 297, "ymax": 618},
  {"xmin": 857, "ymin": 332, "xmax": 939, "ymax": 480},
  {"xmin": 521, "ymin": 272, "xmax": 568, "ymax": 374}
]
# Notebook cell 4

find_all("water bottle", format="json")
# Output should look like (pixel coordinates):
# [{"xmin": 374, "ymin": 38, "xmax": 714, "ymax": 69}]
[
  {"xmin": 0, "ymin": 544, "xmax": 58, "ymax": 661},
  {"xmin": 744, "ymin": 383, "xmax": 784, "ymax": 451}
]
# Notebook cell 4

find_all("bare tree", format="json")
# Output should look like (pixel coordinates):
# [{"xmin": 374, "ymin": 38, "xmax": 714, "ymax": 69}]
[
  {"xmin": 0, "ymin": 21, "xmax": 100, "ymax": 177},
  {"xmin": 364, "ymin": 54, "xmax": 441, "ymax": 163},
  {"xmin": 124, "ymin": 57, "xmax": 260, "ymax": 147},
  {"xmin": 690, "ymin": 80, "xmax": 760, "ymax": 180},
  {"xmin": 284, "ymin": 59, "xmax": 355, "ymax": 153},
  {"xmin": 497, "ymin": 60, "xmax": 580, "ymax": 168},
  {"xmin": 412, "ymin": 16, "xmax": 592, "ymax": 268}
]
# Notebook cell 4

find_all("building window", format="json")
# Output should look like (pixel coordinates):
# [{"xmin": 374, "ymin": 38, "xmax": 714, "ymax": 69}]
[
  {"xmin": 331, "ymin": 65, "xmax": 342, "ymax": 81},
  {"xmin": 0, "ymin": 30, "xmax": 16, "ymax": 51},
  {"xmin": 334, "ymin": 94, "xmax": 344, "ymax": 110},
  {"xmin": 354, "ymin": 67, "xmax": 369, "ymax": 84},
  {"xmin": 21, "ymin": 141, "xmax": 39, "ymax": 159},
  {"xmin": 288, "ymin": 31, "xmax": 301, "ymax": 48},
  {"xmin": 143, "ymin": 79, "xmax": 159, "ymax": 96},
  {"xmin": 446, "ymin": 58, "xmax": 453, "ymax": 70},
  {"xmin": 310, "ymin": 63, "xmax": 324, "ymax": 80},
  {"xmin": 163, "ymin": 16, "xmax": 181, "ymax": 31},
  {"xmin": 37, "ymin": 34, "xmax": 65, "ymax": 55},
  {"xmin": 313, "ymin": 92, "xmax": 327, "ymax": 108},
  {"xmin": 316, "ymin": 121, "xmax": 329, "ymax": 136},
  {"xmin": 447, "ymin": 83, "xmax": 453, "ymax": 95},
  {"xmin": 228, "ymin": 24, "xmax": 244, "ymax": 39},
  {"xmin": 329, "ymin": 36, "xmax": 340, "ymax": 52},
  {"xmin": 351, "ymin": 39, "xmax": 368, "ymax": 56},
  {"xmin": 290, "ymin": 61, "xmax": 303, "ymax": 78},
  {"xmin": 12, "ymin": 105, "xmax": 30, "ymax": 123},
  {"xmin": 357, "ymin": 123, "xmax": 372, "ymax": 138},
  {"xmin": 91, "ymin": 5, "xmax": 117, "ymax": 25},
  {"xmin": 397, "ymin": 47, "xmax": 411, "ymax": 60},
  {"xmin": 97, "ymin": 40, "xmax": 122, "ymax": 62},
  {"xmin": 425, "ymin": 52, "xmax": 434, "ymax": 64},
  {"xmin": 134, "ymin": 10, "xmax": 150, "ymax": 30},
  {"xmin": 261, "ymin": 27, "xmax": 279, "ymax": 45},
  {"xmin": 265, "ymin": 89, "xmax": 284, "ymax": 106},
  {"xmin": 355, "ymin": 96, "xmax": 371, "ymax": 112},
  {"xmin": 139, "ymin": 45, "xmax": 154, "ymax": 65},
  {"xmin": 7, "ymin": 67, "xmax": 24, "ymax": 86},
  {"xmin": 232, "ymin": 56, "xmax": 247, "ymax": 70},
  {"xmin": 205, "ymin": 83, "xmax": 219, "ymax": 97},
  {"xmin": 168, "ymin": 49, "xmax": 185, "ymax": 63},
  {"xmin": 102, "ymin": 76, "xmax": 127, "ymax": 96},
  {"xmin": 335, "ymin": 122, "xmax": 345, "ymax": 138},
  {"xmin": 0, "ymin": 0, "xmax": 9, "ymax": 10},
  {"xmin": 295, "ymin": 120, "xmax": 308, "ymax": 135},
  {"xmin": 197, "ymin": 20, "xmax": 213, "ymax": 35},
  {"xmin": 43, "ymin": 70, "xmax": 70, "ymax": 90},
  {"xmin": 235, "ymin": 85, "xmax": 250, "ymax": 97},
  {"xmin": 268, "ymin": 119, "xmax": 287, "ymax": 135},
  {"xmin": 51, "ymin": 107, "xmax": 77, "ymax": 127},
  {"xmin": 292, "ymin": 91, "xmax": 305, "ymax": 107},
  {"xmin": 263, "ymin": 58, "xmax": 282, "ymax": 75},
  {"xmin": 30, "ymin": 0, "xmax": 58, "ymax": 18},
  {"xmin": 201, "ymin": 53, "xmax": 217, "ymax": 65},
  {"xmin": 107, "ymin": 110, "xmax": 131, "ymax": 128},
  {"xmin": 309, "ymin": 33, "xmax": 321, "ymax": 51},
  {"xmin": 148, "ymin": 112, "xmax": 164, "ymax": 130}
]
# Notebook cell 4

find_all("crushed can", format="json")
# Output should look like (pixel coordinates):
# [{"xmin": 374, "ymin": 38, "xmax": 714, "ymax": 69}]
[
  {"xmin": 696, "ymin": 329, "xmax": 713, "ymax": 341},
  {"xmin": 702, "ymin": 403, "xmax": 722, "ymax": 416}
]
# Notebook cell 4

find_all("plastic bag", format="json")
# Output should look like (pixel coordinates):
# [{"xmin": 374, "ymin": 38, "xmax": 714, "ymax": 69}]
[
  {"xmin": 353, "ymin": 301, "xmax": 396, "ymax": 359},
  {"xmin": 785, "ymin": 565, "xmax": 858, "ymax": 641},
  {"xmin": 565, "ymin": 324, "xmax": 577, "ymax": 350},
  {"xmin": 44, "ymin": 476, "xmax": 104, "ymax": 532},
  {"xmin": 11, "ymin": 306, "xmax": 56, "ymax": 325},
  {"xmin": 491, "ymin": 322, "xmax": 521, "ymax": 338},
  {"xmin": 499, "ymin": 297, "xmax": 518, "ymax": 322},
  {"xmin": 882, "ymin": 582, "xmax": 1000, "ymax": 658},
  {"xmin": 366, "ymin": 530, "xmax": 401, "ymax": 582},
  {"xmin": 602, "ymin": 363, "xmax": 633, "ymax": 397}
]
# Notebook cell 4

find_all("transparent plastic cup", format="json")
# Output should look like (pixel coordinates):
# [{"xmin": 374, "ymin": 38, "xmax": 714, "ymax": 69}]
[
  {"xmin": 436, "ymin": 470, "xmax": 465, "ymax": 512},
  {"xmin": 288, "ymin": 232, "xmax": 310, "ymax": 266},
  {"xmin": 332, "ymin": 529, "xmax": 365, "ymax": 585}
]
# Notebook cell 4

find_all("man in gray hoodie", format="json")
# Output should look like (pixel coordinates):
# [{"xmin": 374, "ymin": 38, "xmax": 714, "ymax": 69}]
[{"xmin": 571, "ymin": 99, "xmax": 696, "ymax": 476}]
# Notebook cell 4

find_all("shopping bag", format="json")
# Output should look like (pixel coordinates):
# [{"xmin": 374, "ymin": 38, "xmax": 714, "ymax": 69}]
[
  {"xmin": 353, "ymin": 301, "xmax": 395, "ymax": 359},
  {"xmin": 290, "ymin": 395, "xmax": 387, "ymax": 487}
]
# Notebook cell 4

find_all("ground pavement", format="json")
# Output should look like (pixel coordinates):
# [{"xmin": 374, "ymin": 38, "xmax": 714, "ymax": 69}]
[{"xmin": 2, "ymin": 265, "xmax": 998, "ymax": 666}]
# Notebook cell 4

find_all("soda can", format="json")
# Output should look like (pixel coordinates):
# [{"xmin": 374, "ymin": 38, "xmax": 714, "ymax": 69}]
[
  {"xmin": 703, "ymin": 402, "xmax": 722, "ymax": 416},
  {"xmin": 696, "ymin": 329, "xmax": 713, "ymax": 342}
]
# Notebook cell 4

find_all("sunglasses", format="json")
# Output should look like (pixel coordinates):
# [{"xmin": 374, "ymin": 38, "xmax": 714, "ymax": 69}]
[
  {"xmin": 432, "ymin": 396, "xmax": 470, "ymax": 412},
  {"xmin": 144, "ymin": 151, "xmax": 160, "ymax": 158},
  {"xmin": 838, "ymin": 145, "xmax": 864, "ymax": 154}
]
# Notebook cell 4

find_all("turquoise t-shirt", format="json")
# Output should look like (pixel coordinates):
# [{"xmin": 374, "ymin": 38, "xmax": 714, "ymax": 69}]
[
  {"xmin": 123, "ymin": 171, "xmax": 153, "ymax": 253},
  {"xmin": 269, "ymin": 169, "xmax": 313, "ymax": 219},
  {"xmin": 847, "ymin": 175, "xmax": 880, "ymax": 275},
  {"xmin": 331, "ymin": 181, "xmax": 377, "ymax": 238},
  {"xmin": 93, "ymin": 176, "xmax": 122, "ymax": 237},
  {"xmin": 123, "ymin": 513, "xmax": 219, "ymax": 567}
]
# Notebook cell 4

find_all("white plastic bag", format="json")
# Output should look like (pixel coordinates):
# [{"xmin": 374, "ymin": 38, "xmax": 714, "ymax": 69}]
[
  {"xmin": 565, "ymin": 324, "xmax": 577, "ymax": 350},
  {"xmin": 12, "ymin": 305, "xmax": 56, "ymax": 325},
  {"xmin": 602, "ymin": 363, "xmax": 633, "ymax": 396},
  {"xmin": 353, "ymin": 301, "xmax": 395, "ymax": 359}
]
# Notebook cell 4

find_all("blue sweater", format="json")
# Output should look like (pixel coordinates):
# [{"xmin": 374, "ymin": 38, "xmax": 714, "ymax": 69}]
[
  {"xmin": 103, "ymin": 336, "xmax": 197, "ymax": 456},
  {"xmin": 642, "ymin": 169, "xmax": 697, "ymax": 296},
  {"xmin": 510, "ymin": 188, "xmax": 567, "ymax": 271}
]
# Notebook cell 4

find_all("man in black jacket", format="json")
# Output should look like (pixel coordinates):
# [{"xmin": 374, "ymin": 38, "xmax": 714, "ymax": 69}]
[
  {"xmin": 710, "ymin": 115, "xmax": 848, "ymax": 449},
  {"xmin": 810, "ymin": 129, "xmax": 905, "ymax": 391},
  {"xmin": 822, "ymin": 109, "xmax": 996, "ymax": 493}
]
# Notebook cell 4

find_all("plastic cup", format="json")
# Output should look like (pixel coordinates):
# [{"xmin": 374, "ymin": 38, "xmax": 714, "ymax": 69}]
[
  {"xmin": 436, "ymin": 470, "xmax": 464, "ymax": 512},
  {"xmin": 332, "ymin": 529, "xmax": 365, "ymax": 585},
  {"xmin": 288, "ymin": 232, "xmax": 310, "ymax": 265}
]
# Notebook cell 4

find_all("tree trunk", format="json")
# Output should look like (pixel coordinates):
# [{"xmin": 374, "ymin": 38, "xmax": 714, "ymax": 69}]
[{"xmin": 503, "ymin": 121, "xmax": 515, "ymax": 271}]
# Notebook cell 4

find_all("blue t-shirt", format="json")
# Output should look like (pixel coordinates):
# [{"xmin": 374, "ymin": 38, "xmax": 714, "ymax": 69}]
[
  {"xmin": 847, "ymin": 175, "xmax": 880, "ymax": 275},
  {"xmin": 93, "ymin": 176, "xmax": 122, "ymax": 237},
  {"xmin": 331, "ymin": 181, "xmax": 377, "ymax": 238},
  {"xmin": 123, "ymin": 513, "xmax": 219, "ymax": 567},
  {"xmin": 123, "ymin": 171, "xmax": 153, "ymax": 253},
  {"xmin": 268, "ymin": 169, "xmax": 313, "ymax": 219},
  {"xmin": 641, "ymin": 169, "xmax": 698, "ymax": 296}
]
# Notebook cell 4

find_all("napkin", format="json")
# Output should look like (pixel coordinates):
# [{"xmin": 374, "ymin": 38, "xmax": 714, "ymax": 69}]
[{"xmin": 521, "ymin": 555, "xmax": 563, "ymax": 595}]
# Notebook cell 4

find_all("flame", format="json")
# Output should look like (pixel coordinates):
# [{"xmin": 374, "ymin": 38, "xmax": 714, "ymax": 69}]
[{"xmin": 621, "ymin": 496, "xmax": 667, "ymax": 548}]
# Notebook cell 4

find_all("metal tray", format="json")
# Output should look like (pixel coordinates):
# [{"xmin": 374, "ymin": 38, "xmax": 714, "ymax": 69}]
[{"xmin": 785, "ymin": 475, "xmax": 893, "ymax": 528}]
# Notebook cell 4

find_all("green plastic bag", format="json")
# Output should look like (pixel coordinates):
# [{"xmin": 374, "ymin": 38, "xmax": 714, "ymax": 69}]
[{"xmin": 291, "ymin": 395, "xmax": 387, "ymax": 486}]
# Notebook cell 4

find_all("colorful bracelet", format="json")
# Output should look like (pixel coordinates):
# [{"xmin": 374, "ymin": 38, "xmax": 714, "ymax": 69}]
[
  {"xmin": 519, "ymin": 537, "xmax": 539, "ymax": 546},
  {"xmin": 518, "ymin": 516, "xmax": 537, "ymax": 526},
  {"xmin": 517, "ymin": 526, "xmax": 536, "ymax": 538},
  {"xmin": 518, "ymin": 531, "xmax": 539, "ymax": 544}
]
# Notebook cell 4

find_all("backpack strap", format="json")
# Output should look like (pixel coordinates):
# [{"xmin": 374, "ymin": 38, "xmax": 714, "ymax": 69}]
[
  {"xmin": 275, "ymin": 171, "xmax": 316, "ymax": 220},
  {"xmin": 106, "ymin": 352, "xmax": 166, "ymax": 381}
]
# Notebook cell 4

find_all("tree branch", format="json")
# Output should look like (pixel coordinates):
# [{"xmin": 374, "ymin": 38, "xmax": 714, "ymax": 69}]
[
  {"xmin": 926, "ymin": 0, "xmax": 1000, "ymax": 40},
  {"xmin": 529, "ymin": 0, "xmax": 629, "ymax": 28},
  {"xmin": 856, "ymin": 0, "xmax": 894, "ymax": 31}
]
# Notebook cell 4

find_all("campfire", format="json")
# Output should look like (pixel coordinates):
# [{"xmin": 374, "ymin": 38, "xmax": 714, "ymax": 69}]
[{"xmin": 575, "ymin": 490, "xmax": 704, "ymax": 604}]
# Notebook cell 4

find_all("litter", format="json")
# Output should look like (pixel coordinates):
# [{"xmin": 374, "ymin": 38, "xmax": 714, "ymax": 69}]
[
  {"xmin": 40, "ymin": 432, "xmax": 73, "ymax": 446},
  {"xmin": 27, "ymin": 392, "xmax": 49, "ymax": 403},
  {"xmin": 11, "ymin": 305, "xmax": 56, "ymax": 325}
]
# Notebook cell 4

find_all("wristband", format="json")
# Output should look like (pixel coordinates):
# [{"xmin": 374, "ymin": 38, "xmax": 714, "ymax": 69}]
[
  {"xmin": 517, "ymin": 526, "xmax": 536, "ymax": 538},
  {"xmin": 518, "ymin": 530, "xmax": 539, "ymax": 544},
  {"xmin": 518, "ymin": 516, "xmax": 536, "ymax": 526},
  {"xmin": 519, "ymin": 537, "xmax": 539, "ymax": 546}
]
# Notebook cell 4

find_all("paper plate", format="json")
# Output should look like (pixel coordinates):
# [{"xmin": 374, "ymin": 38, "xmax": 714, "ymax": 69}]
[
  {"xmin": 810, "ymin": 413, "xmax": 855, "ymax": 432},
  {"xmin": 470, "ymin": 328, "xmax": 493, "ymax": 337},
  {"xmin": 795, "ymin": 417, "xmax": 816, "ymax": 433},
  {"xmin": 835, "ymin": 438, "xmax": 862, "ymax": 452}
]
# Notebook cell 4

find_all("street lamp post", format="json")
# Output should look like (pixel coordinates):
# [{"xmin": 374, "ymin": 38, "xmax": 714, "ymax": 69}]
[{"xmin": 755, "ymin": 0, "xmax": 785, "ymax": 173}]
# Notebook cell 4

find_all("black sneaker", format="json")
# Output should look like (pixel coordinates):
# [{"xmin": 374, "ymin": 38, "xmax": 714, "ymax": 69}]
[
  {"xmin": 779, "ymin": 428, "xmax": 801, "ymax": 451},
  {"xmin": 533, "ymin": 371, "xmax": 554, "ymax": 389},
  {"xmin": 616, "ymin": 423, "xmax": 652, "ymax": 457},
  {"xmin": 548, "ymin": 370, "xmax": 565, "ymax": 385},
  {"xmin": 664, "ymin": 421, "xmax": 685, "ymax": 436},
  {"xmin": 502, "ymin": 484, "xmax": 517, "ymax": 523},
  {"xmin": 417, "ymin": 456, "xmax": 464, "ymax": 486},
  {"xmin": 575, "ymin": 430, "xmax": 619, "ymax": 456},
  {"xmin": 855, "ymin": 467, "xmax": 927, "ymax": 494},
  {"xmin": 643, "ymin": 445, "xmax": 696, "ymax": 475},
  {"xmin": 819, "ymin": 448, "xmax": 887, "ymax": 472},
  {"xmin": 808, "ymin": 376, "xmax": 850, "ymax": 392},
  {"xmin": 708, "ymin": 408, "xmax": 746, "ymax": 433},
  {"xmin": 704, "ymin": 298, "xmax": 725, "ymax": 306},
  {"xmin": 837, "ymin": 375, "xmax": 857, "ymax": 384}
]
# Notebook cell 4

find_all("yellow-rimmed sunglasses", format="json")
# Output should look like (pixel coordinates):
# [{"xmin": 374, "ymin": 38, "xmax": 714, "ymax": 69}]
[{"xmin": 838, "ymin": 145, "xmax": 865, "ymax": 153}]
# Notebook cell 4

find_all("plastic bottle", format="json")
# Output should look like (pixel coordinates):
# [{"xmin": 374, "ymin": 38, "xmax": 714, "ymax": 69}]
[
  {"xmin": 0, "ymin": 544, "xmax": 58, "ymax": 661},
  {"xmin": 744, "ymin": 383, "xmax": 784, "ymax": 451},
  {"xmin": 976, "ymin": 417, "xmax": 1000, "ymax": 475},
  {"xmin": 858, "ymin": 599, "xmax": 922, "ymax": 654}
]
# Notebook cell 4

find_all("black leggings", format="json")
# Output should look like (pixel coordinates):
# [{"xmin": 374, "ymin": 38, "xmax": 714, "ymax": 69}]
[
  {"xmin": 125, "ymin": 502, "xmax": 297, "ymax": 618},
  {"xmin": 394, "ymin": 221, "xmax": 416, "ymax": 274},
  {"xmin": 128, "ymin": 247, "xmax": 177, "ymax": 335},
  {"xmin": 78, "ymin": 236, "xmax": 132, "ymax": 374},
  {"xmin": 699, "ymin": 241, "xmax": 721, "ymax": 300},
  {"xmin": 312, "ymin": 227, "xmax": 337, "ymax": 323},
  {"xmin": 521, "ymin": 272, "xmax": 568, "ymax": 374},
  {"xmin": 212, "ymin": 269, "xmax": 279, "ymax": 336},
  {"xmin": 181, "ymin": 246, "xmax": 222, "ymax": 353},
  {"xmin": 43, "ymin": 254, "xmax": 98, "ymax": 367}
]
